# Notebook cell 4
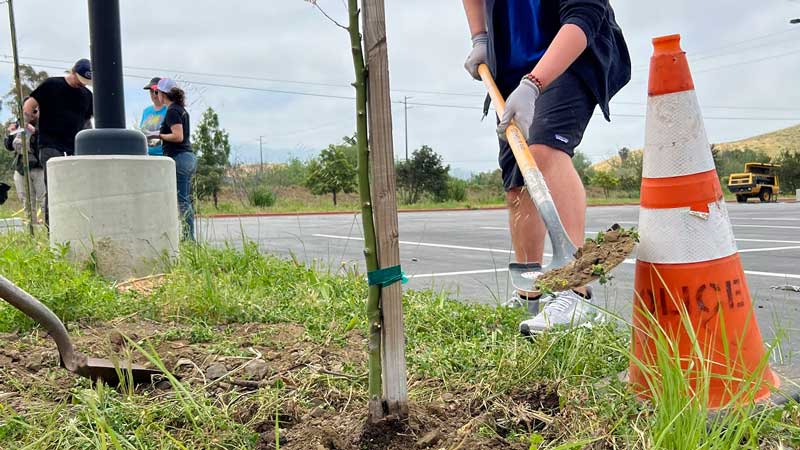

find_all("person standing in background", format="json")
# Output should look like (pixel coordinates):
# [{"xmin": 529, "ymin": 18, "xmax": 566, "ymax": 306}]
[
  {"xmin": 4, "ymin": 102, "xmax": 45, "ymax": 222},
  {"xmin": 140, "ymin": 77, "xmax": 166, "ymax": 156},
  {"xmin": 154, "ymin": 78, "xmax": 196, "ymax": 241},
  {"xmin": 23, "ymin": 58, "xmax": 93, "ymax": 226}
]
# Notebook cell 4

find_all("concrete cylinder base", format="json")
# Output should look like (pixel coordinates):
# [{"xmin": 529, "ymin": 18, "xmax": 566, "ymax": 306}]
[{"xmin": 47, "ymin": 155, "xmax": 179, "ymax": 281}]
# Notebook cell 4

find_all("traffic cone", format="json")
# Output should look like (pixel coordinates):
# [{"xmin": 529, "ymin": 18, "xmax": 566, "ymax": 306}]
[{"xmin": 629, "ymin": 34, "xmax": 779, "ymax": 408}]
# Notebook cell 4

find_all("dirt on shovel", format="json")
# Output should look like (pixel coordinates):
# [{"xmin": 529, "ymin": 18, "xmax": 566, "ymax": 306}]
[{"xmin": 535, "ymin": 224, "xmax": 638, "ymax": 293}]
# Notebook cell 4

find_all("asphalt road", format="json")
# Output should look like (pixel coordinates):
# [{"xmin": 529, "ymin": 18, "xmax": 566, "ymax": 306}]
[{"xmin": 198, "ymin": 202, "xmax": 800, "ymax": 346}]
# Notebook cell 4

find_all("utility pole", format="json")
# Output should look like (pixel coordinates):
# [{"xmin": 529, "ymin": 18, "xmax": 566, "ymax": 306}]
[
  {"xmin": 7, "ymin": 0, "xmax": 35, "ymax": 235},
  {"xmin": 259, "ymin": 136, "xmax": 264, "ymax": 172},
  {"xmin": 403, "ymin": 96, "xmax": 409, "ymax": 160}
]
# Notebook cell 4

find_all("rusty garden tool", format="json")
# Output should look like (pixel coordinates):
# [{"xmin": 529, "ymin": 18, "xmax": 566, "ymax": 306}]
[{"xmin": 0, "ymin": 274, "xmax": 162, "ymax": 385}]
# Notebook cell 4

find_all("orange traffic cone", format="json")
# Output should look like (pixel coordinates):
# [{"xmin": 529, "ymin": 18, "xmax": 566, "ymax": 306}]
[{"xmin": 629, "ymin": 34, "xmax": 779, "ymax": 408}]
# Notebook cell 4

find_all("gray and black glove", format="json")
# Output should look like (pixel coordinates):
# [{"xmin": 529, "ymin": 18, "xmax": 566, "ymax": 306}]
[
  {"xmin": 497, "ymin": 78, "xmax": 540, "ymax": 141},
  {"xmin": 464, "ymin": 32, "xmax": 488, "ymax": 80}
]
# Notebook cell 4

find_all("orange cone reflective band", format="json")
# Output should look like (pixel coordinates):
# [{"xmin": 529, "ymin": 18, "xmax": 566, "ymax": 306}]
[
  {"xmin": 631, "ymin": 34, "xmax": 778, "ymax": 408},
  {"xmin": 640, "ymin": 170, "xmax": 723, "ymax": 211}
]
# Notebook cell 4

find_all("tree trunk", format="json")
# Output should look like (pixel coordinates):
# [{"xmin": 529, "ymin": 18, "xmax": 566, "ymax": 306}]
[
  {"xmin": 213, "ymin": 191, "xmax": 218, "ymax": 209},
  {"xmin": 332, "ymin": 190, "xmax": 338, "ymax": 206}
]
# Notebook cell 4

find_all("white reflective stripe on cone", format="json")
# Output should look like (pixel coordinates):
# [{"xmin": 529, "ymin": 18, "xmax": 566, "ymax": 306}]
[
  {"xmin": 637, "ymin": 200, "xmax": 737, "ymax": 264},
  {"xmin": 644, "ymin": 90, "xmax": 715, "ymax": 179}
]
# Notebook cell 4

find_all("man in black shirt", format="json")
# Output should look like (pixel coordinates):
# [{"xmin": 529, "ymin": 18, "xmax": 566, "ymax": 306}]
[{"xmin": 23, "ymin": 58, "xmax": 94, "ymax": 225}]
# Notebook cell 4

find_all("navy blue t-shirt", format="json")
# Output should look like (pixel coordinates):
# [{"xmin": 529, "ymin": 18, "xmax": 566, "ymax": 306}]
[{"xmin": 492, "ymin": 0, "xmax": 554, "ymax": 93}]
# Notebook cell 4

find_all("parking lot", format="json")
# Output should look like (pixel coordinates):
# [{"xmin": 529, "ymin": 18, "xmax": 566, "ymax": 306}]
[{"xmin": 199, "ymin": 201, "xmax": 800, "ymax": 345}]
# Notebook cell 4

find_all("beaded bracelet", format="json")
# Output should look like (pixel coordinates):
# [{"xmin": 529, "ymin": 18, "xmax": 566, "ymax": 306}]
[{"xmin": 523, "ymin": 73, "xmax": 544, "ymax": 92}]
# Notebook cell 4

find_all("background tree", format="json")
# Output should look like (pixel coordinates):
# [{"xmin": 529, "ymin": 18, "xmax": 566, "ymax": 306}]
[
  {"xmin": 192, "ymin": 107, "xmax": 231, "ymax": 208},
  {"xmin": 775, "ymin": 150, "xmax": 800, "ymax": 192},
  {"xmin": 304, "ymin": 138, "xmax": 357, "ymax": 205},
  {"xmin": 2, "ymin": 64, "xmax": 49, "ymax": 115},
  {"xmin": 590, "ymin": 170, "xmax": 620, "ymax": 198},
  {"xmin": 572, "ymin": 150, "xmax": 595, "ymax": 185},
  {"xmin": 612, "ymin": 150, "xmax": 643, "ymax": 196},
  {"xmin": 395, "ymin": 145, "xmax": 449, "ymax": 203}
]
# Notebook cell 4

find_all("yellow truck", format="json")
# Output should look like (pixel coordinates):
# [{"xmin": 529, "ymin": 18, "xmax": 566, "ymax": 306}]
[{"xmin": 727, "ymin": 163, "xmax": 780, "ymax": 203}]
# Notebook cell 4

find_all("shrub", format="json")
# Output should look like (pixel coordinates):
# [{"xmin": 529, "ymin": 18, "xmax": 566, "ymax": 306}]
[
  {"xmin": 248, "ymin": 187, "xmax": 276, "ymax": 207},
  {"xmin": 443, "ymin": 177, "xmax": 467, "ymax": 202}
]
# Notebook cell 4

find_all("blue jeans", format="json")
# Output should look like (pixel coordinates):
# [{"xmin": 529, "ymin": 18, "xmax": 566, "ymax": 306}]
[{"xmin": 172, "ymin": 151, "xmax": 197, "ymax": 241}]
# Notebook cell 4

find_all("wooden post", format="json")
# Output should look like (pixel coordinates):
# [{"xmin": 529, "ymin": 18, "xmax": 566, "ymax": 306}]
[{"xmin": 362, "ymin": 0, "xmax": 408, "ymax": 418}]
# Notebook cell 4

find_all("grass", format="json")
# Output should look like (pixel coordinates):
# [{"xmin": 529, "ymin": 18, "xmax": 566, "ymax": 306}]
[{"xmin": 0, "ymin": 232, "xmax": 798, "ymax": 448}]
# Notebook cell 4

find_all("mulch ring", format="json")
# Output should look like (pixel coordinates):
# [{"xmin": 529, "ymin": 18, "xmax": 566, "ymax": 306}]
[{"xmin": 0, "ymin": 321, "xmax": 569, "ymax": 449}]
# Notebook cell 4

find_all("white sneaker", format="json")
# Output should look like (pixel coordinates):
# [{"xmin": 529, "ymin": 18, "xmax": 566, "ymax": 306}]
[
  {"xmin": 519, "ymin": 287, "xmax": 600, "ymax": 335},
  {"xmin": 501, "ymin": 292, "xmax": 540, "ymax": 315}
]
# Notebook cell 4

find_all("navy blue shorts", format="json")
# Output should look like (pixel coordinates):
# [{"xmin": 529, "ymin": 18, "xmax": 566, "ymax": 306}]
[{"xmin": 499, "ymin": 70, "xmax": 597, "ymax": 191}]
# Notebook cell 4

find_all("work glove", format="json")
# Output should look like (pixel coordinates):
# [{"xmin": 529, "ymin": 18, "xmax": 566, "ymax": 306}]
[
  {"xmin": 464, "ymin": 32, "xmax": 488, "ymax": 80},
  {"xmin": 497, "ymin": 78, "xmax": 540, "ymax": 142}
]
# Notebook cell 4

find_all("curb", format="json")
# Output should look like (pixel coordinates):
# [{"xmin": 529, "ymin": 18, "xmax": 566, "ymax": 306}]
[{"xmin": 200, "ymin": 199, "xmax": 796, "ymax": 219}]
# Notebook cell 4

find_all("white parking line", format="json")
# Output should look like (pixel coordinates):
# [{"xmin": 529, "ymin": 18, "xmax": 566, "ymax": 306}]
[
  {"xmin": 744, "ymin": 270, "xmax": 800, "ymax": 280},
  {"xmin": 410, "ymin": 266, "xmax": 800, "ymax": 280},
  {"xmin": 314, "ymin": 235, "xmax": 799, "ymax": 280},
  {"xmin": 733, "ymin": 224, "xmax": 800, "ymax": 230},
  {"xmin": 730, "ymin": 217, "xmax": 800, "ymax": 221},
  {"xmin": 479, "ymin": 229, "xmax": 800, "ymax": 245},
  {"xmin": 408, "ymin": 268, "xmax": 509, "ymax": 279},
  {"xmin": 313, "ymin": 234, "xmax": 514, "ymax": 254},
  {"xmin": 738, "ymin": 246, "xmax": 800, "ymax": 253},
  {"xmin": 735, "ymin": 238, "xmax": 800, "ymax": 244},
  {"xmin": 579, "ymin": 223, "xmax": 800, "ymax": 230}
]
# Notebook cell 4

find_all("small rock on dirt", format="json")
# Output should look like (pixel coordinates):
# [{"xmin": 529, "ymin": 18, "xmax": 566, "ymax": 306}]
[
  {"xmin": 25, "ymin": 353, "xmax": 44, "ymax": 372},
  {"xmin": 206, "ymin": 363, "xmax": 227, "ymax": 380},
  {"xmin": 416, "ymin": 429, "xmax": 442, "ymax": 448},
  {"xmin": 244, "ymin": 359, "xmax": 269, "ymax": 380}
]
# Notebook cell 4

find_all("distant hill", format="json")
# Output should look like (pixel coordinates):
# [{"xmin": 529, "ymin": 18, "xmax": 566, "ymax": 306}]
[
  {"xmin": 712, "ymin": 123, "xmax": 800, "ymax": 157},
  {"xmin": 592, "ymin": 123, "xmax": 800, "ymax": 171}
]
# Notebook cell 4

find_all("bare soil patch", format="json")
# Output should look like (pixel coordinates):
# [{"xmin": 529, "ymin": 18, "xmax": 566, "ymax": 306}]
[{"xmin": 0, "ymin": 320, "xmax": 569, "ymax": 449}]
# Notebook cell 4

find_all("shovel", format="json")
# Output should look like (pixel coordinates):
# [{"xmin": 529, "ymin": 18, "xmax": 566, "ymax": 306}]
[
  {"xmin": 478, "ymin": 65, "xmax": 577, "ymax": 279},
  {"xmin": 0, "ymin": 275, "xmax": 162, "ymax": 385}
]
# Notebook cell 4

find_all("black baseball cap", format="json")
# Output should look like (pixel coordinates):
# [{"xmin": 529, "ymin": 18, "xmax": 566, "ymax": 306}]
[
  {"xmin": 71, "ymin": 58, "xmax": 92, "ymax": 86},
  {"xmin": 143, "ymin": 77, "xmax": 161, "ymax": 91}
]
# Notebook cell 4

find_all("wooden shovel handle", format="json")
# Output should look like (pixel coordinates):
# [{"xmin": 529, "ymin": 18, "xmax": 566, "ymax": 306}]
[{"xmin": 477, "ymin": 64, "xmax": 540, "ymax": 174}]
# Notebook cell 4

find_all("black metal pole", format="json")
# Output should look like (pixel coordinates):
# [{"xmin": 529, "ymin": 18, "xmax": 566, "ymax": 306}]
[
  {"xmin": 87, "ymin": 0, "xmax": 125, "ymax": 128},
  {"xmin": 76, "ymin": 0, "xmax": 145, "ymax": 156}
]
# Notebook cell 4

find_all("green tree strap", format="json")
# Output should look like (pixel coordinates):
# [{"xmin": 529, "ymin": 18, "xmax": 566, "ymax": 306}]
[{"xmin": 367, "ymin": 265, "xmax": 408, "ymax": 288}]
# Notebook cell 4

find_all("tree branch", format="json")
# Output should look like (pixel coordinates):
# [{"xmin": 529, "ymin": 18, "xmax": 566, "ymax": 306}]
[{"xmin": 306, "ymin": 0, "xmax": 349, "ymax": 30}]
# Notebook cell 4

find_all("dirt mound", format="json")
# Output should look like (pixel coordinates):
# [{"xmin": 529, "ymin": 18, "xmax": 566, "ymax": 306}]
[{"xmin": 536, "ymin": 225, "xmax": 637, "ymax": 292}]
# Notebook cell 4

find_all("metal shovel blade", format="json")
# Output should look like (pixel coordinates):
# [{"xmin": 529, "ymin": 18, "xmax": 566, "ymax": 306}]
[{"xmin": 74, "ymin": 357, "xmax": 163, "ymax": 385}]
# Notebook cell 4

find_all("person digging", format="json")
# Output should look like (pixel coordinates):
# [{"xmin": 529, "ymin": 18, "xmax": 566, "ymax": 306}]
[{"xmin": 461, "ymin": 0, "xmax": 631, "ymax": 334}]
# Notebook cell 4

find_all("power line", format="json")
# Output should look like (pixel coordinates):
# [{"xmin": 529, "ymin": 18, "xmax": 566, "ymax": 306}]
[
  {"xmin": 9, "ymin": 54, "xmax": 800, "ymax": 113},
  {"xmin": 2, "ymin": 58, "xmax": 800, "ymax": 122},
  {"xmin": 632, "ymin": 28, "xmax": 800, "ymax": 72},
  {"xmin": 13, "ymin": 54, "xmax": 488, "ymax": 99}
]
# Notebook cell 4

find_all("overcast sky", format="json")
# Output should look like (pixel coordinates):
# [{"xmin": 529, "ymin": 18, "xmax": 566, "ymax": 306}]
[{"xmin": 1, "ymin": 0, "xmax": 800, "ymax": 176}]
